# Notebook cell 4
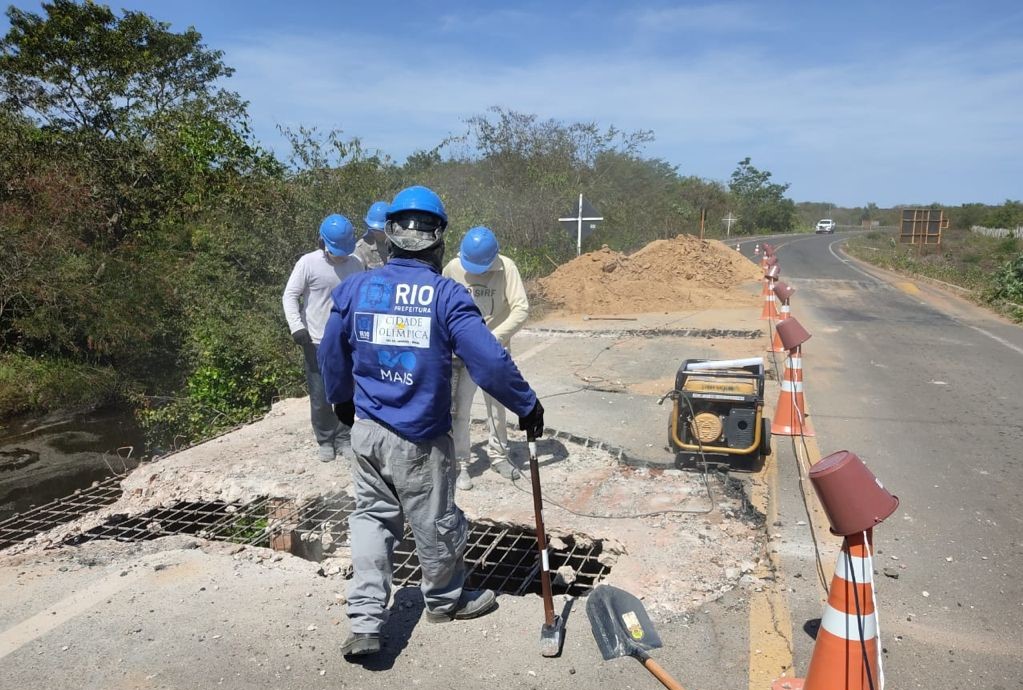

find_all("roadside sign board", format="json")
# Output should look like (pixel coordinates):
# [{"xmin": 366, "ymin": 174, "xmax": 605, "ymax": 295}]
[
  {"xmin": 899, "ymin": 209, "xmax": 945, "ymax": 246},
  {"xmin": 558, "ymin": 197, "xmax": 602, "ymax": 240},
  {"xmin": 558, "ymin": 194, "xmax": 603, "ymax": 255}
]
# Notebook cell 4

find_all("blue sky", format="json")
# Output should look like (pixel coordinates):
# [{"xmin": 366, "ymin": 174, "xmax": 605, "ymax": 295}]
[{"xmin": 3, "ymin": 1, "xmax": 1022, "ymax": 206}]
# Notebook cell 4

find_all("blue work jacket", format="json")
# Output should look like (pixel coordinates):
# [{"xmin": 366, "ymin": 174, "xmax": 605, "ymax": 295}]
[{"xmin": 318, "ymin": 258, "xmax": 537, "ymax": 442}]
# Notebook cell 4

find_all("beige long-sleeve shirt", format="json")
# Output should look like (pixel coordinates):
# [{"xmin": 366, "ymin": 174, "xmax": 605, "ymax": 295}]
[
  {"xmin": 353, "ymin": 234, "xmax": 388, "ymax": 269},
  {"xmin": 442, "ymin": 254, "xmax": 529, "ymax": 345}
]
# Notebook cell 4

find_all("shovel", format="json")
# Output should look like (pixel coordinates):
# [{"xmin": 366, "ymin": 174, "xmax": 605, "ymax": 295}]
[
  {"xmin": 527, "ymin": 429, "xmax": 565, "ymax": 657},
  {"xmin": 586, "ymin": 585, "xmax": 685, "ymax": 690}
]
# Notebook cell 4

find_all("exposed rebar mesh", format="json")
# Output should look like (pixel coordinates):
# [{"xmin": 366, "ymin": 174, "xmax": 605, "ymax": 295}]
[
  {"xmin": 62, "ymin": 494, "xmax": 612, "ymax": 596},
  {"xmin": 0, "ymin": 475, "xmax": 124, "ymax": 551}
]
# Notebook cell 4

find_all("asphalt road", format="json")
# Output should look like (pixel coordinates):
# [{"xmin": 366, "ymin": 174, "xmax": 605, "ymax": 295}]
[{"xmin": 738, "ymin": 232, "xmax": 1023, "ymax": 689}]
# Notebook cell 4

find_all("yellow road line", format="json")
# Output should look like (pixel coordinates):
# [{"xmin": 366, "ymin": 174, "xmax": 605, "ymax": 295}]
[
  {"xmin": 748, "ymin": 401, "xmax": 839, "ymax": 687},
  {"xmin": 747, "ymin": 451, "xmax": 795, "ymax": 689},
  {"xmin": 896, "ymin": 281, "xmax": 920, "ymax": 295}
]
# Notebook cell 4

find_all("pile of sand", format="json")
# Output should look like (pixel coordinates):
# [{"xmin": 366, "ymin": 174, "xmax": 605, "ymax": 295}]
[{"xmin": 537, "ymin": 235, "xmax": 762, "ymax": 315}]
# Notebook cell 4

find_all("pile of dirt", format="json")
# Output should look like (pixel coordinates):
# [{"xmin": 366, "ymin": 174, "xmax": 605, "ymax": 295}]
[{"xmin": 537, "ymin": 235, "xmax": 762, "ymax": 315}]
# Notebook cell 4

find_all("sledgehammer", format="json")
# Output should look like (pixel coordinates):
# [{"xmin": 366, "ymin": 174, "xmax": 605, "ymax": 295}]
[{"xmin": 527, "ymin": 429, "xmax": 565, "ymax": 657}]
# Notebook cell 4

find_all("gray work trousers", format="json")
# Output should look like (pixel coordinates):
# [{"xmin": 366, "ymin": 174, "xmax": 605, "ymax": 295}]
[
  {"xmin": 347, "ymin": 418, "xmax": 468, "ymax": 634},
  {"xmin": 302, "ymin": 342, "xmax": 351, "ymax": 454}
]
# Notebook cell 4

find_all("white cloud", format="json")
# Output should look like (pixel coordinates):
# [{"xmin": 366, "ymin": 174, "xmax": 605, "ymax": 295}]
[
  {"xmin": 632, "ymin": 2, "xmax": 777, "ymax": 32},
  {"xmin": 224, "ymin": 29, "xmax": 1023, "ymax": 205}
]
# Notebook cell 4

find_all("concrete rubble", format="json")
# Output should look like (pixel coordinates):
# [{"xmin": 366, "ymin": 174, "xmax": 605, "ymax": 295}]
[{"xmin": 4, "ymin": 398, "xmax": 764, "ymax": 619}]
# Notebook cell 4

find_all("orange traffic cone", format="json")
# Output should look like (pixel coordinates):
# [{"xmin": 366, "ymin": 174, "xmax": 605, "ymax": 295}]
[
  {"xmin": 774, "ymin": 451, "xmax": 898, "ymax": 690},
  {"xmin": 770, "ymin": 282, "xmax": 795, "ymax": 353},
  {"xmin": 762, "ymin": 255, "xmax": 777, "ymax": 282},
  {"xmin": 772, "ymin": 318, "xmax": 814, "ymax": 436},
  {"xmin": 773, "ymin": 532, "xmax": 881, "ymax": 690},
  {"xmin": 760, "ymin": 265, "xmax": 781, "ymax": 320},
  {"xmin": 760, "ymin": 288, "xmax": 779, "ymax": 319}
]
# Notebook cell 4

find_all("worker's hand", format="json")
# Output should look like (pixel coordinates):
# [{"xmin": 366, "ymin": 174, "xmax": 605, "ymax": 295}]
[
  {"xmin": 334, "ymin": 401, "xmax": 355, "ymax": 427},
  {"xmin": 518, "ymin": 400, "xmax": 545, "ymax": 439},
  {"xmin": 291, "ymin": 328, "xmax": 312, "ymax": 346}
]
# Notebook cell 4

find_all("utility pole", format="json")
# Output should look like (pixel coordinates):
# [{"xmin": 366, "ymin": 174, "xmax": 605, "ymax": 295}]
[
  {"xmin": 699, "ymin": 208, "xmax": 706, "ymax": 240},
  {"xmin": 723, "ymin": 212, "xmax": 737, "ymax": 238},
  {"xmin": 558, "ymin": 193, "xmax": 604, "ymax": 256}
]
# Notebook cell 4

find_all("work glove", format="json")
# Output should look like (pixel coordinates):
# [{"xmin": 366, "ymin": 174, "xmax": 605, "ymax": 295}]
[
  {"xmin": 334, "ymin": 400, "xmax": 355, "ymax": 427},
  {"xmin": 518, "ymin": 400, "xmax": 545, "ymax": 440},
  {"xmin": 291, "ymin": 328, "xmax": 312, "ymax": 346}
]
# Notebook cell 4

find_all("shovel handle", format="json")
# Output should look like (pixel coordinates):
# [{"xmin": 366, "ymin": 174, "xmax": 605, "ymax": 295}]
[{"xmin": 642, "ymin": 657, "xmax": 686, "ymax": 690}]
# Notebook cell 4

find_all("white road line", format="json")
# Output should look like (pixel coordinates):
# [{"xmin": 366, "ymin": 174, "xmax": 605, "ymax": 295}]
[
  {"xmin": 0, "ymin": 568, "xmax": 142, "ymax": 659},
  {"xmin": 968, "ymin": 325, "xmax": 1023, "ymax": 357},
  {"xmin": 827, "ymin": 238, "xmax": 884, "ymax": 283},
  {"xmin": 832, "ymin": 240, "xmax": 1023, "ymax": 359},
  {"xmin": 514, "ymin": 339, "xmax": 556, "ymax": 363}
]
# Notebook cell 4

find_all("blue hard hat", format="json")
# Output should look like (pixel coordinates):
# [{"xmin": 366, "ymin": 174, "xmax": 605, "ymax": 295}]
[
  {"xmin": 460, "ymin": 226, "xmax": 500, "ymax": 274},
  {"xmin": 319, "ymin": 214, "xmax": 356, "ymax": 256},
  {"xmin": 386, "ymin": 185, "xmax": 448, "ymax": 226},
  {"xmin": 364, "ymin": 201, "xmax": 389, "ymax": 231},
  {"xmin": 384, "ymin": 185, "xmax": 448, "ymax": 251}
]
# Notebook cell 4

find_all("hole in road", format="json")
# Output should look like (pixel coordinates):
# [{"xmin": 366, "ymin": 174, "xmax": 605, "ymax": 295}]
[{"xmin": 61, "ymin": 494, "xmax": 614, "ymax": 597}]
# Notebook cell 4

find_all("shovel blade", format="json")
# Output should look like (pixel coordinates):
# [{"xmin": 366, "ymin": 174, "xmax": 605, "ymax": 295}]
[{"xmin": 585, "ymin": 585, "xmax": 663, "ymax": 661}]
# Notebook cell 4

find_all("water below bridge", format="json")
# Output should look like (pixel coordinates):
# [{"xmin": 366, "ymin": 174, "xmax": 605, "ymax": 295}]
[{"xmin": 0, "ymin": 407, "xmax": 146, "ymax": 522}]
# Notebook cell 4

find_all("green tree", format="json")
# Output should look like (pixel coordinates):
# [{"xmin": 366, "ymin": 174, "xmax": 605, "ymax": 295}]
[
  {"xmin": 983, "ymin": 200, "xmax": 1023, "ymax": 229},
  {"xmin": 0, "ymin": 1, "xmax": 283, "ymax": 430},
  {"xmin": 728, "ymin": 157, "xmax": 796, "ymax": 234},
  {"xmin": 860, "ymin": 202, "xmax": 879, "ymax": 222},
  {"xmin": 0, "ymin": 0, "xmax": 270, "ymax": 243}
]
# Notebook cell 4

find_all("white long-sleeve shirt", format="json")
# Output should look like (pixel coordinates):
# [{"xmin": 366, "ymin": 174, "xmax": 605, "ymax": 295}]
[
  {"xmin": 283, "ymin": 250, "xmax": 364, "ymax": 344},
  {"xmin": 442, "ymin": 254, "xmax": 529, "ymax": 345}
]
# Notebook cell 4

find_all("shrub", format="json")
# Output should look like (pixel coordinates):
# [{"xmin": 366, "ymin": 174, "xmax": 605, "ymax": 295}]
[
  {"xmin": 0, "ymin": 353, "xmax": 125, "ymax": 417},
  {"xmin": 987, "ymin": 253, "xmax": 1023, "ymax": 306}
]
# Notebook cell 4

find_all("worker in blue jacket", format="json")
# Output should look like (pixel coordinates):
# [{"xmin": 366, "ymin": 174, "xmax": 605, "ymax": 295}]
[{"xmin": 319, "ymin": 185, "xmax": 545, "ymax": 660}]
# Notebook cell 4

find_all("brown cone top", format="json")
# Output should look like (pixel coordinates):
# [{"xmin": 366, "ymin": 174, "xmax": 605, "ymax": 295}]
[
  {"xmin": 777, "ymin": 317, "xmax": 810, "ymax": 350},
  {"xmin": 809, "ymin": 450, "xmax": 899, "ymax": 535},
  {"xmin": 774, "ymin": 281, "xmax": 795, "ymax": 302},
  {"xmin": 763, "ymin": 243, "xmax": 776, "ymax": 256},
  {"xmin": 765, "ymin": 255, "xmax": 778, "ymax": 267},
  {"xmin": 765, "ymin": 264, "xmax": 781, "ymax": 280}
]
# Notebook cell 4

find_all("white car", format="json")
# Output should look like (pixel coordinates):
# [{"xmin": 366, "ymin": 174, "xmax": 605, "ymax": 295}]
[{"xmin": 815, "ymin": 219, "xmax": 836, "ymax": 234}]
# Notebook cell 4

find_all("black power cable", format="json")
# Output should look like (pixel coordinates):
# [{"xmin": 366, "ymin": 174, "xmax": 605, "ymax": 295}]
[
  {"xmin": 846, "ymin": 541, "xmax": 878, "ymax": 690},
  {"xmin": 767, "ymin": 311, "xmax": 830, "ymax": 594},
  {"xmin": 509, "ymin": 388, "xmax": 718, "ymax": 519}
]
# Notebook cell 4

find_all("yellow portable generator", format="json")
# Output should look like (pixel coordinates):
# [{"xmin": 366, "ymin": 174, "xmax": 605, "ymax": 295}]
[{"xmin": 666, "ymin": 358, "xmax": 771, "ymax": 464}]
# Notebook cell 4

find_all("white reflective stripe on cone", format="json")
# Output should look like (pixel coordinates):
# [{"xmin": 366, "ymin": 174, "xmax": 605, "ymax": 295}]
[
  {"xmin": 780, "ymin": 305, "xmax": 790, "ymax": 313},
  {"xmin": 834, "ymin": 552, "xmax": 871, "ymax": 583},
  {"xmin": 820, "ymin": 603, "xmax": 878, "ymax": 641},
  {"xmin": 780, "ymin": 380, "xmax": 804, "ymax": 392},
  {"xmin": 787, "ymin": 357, "xmax": 802, "ymax": 368}
]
